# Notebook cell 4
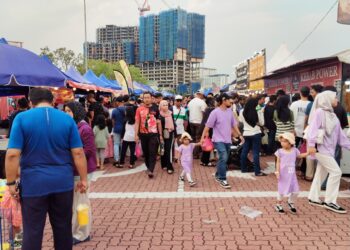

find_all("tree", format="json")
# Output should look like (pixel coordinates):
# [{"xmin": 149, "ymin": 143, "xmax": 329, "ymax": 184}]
[
  {"xmin": 40, "ymin": 47, "xmax": 83, "ymax": 71},
  {"xmin": 77, "ymin": 60, "xmax": 148, "ymax": 85}
]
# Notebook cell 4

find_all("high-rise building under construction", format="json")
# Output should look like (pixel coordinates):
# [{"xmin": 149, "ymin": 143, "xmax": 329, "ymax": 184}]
[
  {"xmin": 139, "ymin": 8, "xmax": 205, "ymax": 89},
  {"xmin": 86, "ymin": 25, "xmax": 138, "ymax": 65}
]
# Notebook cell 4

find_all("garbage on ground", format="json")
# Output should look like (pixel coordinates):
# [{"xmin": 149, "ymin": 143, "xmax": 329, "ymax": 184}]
[
  {"xmin": 239, "ymin": 206, "xmax": 262, "ymax": 219},
  {"xmin": 202, "ymin": 219, "xmax": 217, "ymax": 224}
]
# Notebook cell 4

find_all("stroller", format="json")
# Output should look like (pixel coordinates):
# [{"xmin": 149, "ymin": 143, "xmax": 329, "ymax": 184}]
[{"xmin": 227, "ymin": 139, "xmax": 254, "ymax": 171}]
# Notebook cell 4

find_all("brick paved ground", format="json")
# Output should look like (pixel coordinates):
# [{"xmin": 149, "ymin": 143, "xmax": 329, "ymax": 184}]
[{"xmin": 41, "ymin": 156, "xmax": 350, "ymax": 250}]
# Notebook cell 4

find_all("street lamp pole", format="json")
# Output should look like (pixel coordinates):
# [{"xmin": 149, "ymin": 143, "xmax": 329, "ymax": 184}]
[{"xmin": 84, "ymin": 0, "xmax": 88, "ymax": 73}]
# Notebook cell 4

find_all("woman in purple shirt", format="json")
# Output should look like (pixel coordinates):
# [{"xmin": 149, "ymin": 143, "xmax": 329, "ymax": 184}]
[
  {"xmin": 307, "ymin": 91, "xmax": 350, "ymax": 214},
  {"xmin": 65, "ymin": 102, "xmax": 97, "ymax": 244}
]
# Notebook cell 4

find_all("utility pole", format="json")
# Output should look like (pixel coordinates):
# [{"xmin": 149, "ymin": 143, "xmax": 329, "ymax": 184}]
[{"xmin": 84, "ymin": 0, "xmax": 88, "ymax": 73}]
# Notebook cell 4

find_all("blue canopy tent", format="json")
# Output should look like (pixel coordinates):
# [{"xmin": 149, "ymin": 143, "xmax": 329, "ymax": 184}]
[
  {"xmin": 161, "ymin": 91, "xmax": 174, "ymax": 97},
  {"xmin": 203, "ymin": 88, "xmax": 213, "ymax": 96},
  {"xmin": 220, "ymin": 84, "xmax": 230, "ymax": 93},
  {"xmin": 0, "ymin": 38, "xmax": 8, "ymax": 44},
  {"xmin": 0, "ymin": 43, "xmax": 66, "ymax": 87},
  {"xmin": 99, "ymin": 74, "xmax": 121, "ymax": 90},
  {"xmin": 83, "ymin": 70, "xmax": 119, "ymax": 91},
  {"xmin": 65, "ymin": 66, "xmax": 91, "ymax": 84}
]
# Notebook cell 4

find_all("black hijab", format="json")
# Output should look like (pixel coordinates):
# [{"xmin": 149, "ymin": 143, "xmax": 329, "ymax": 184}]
[
  {"xmin": 243, "ymin": 98, "xmax": 259, "ymax": 128},
  {"xmin": 275, "ymin": 95, "xmax": 291, "ymax": 123},
  {"xmin": 65, "ymin": 101, "xmax": 87, "ymax": 124}
]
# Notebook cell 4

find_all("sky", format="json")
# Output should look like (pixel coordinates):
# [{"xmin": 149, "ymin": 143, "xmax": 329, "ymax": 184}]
[{"xmin": 1, "ymin": 0, "xmax": 349, "ymax": 76}]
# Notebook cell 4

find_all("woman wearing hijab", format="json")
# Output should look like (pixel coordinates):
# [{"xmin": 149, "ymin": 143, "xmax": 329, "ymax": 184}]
[
  {"xmin": 273, "ymin": 95, "xmax": 295, "ymax": 147},
  {"xmin": 307, "ymin": 91, "xmax": 350, "ymax": 214},
  {"xmin": 64, "ymin": 102, "xmax": 96, "ymax": 244},
  {"xmin": 159, "ymin": 100, "xmax": 175, "ymax": 174},
  {"xmin": 200, "ymin": 97, "xmax": 216, "ymax": 167},
  {"xmin": 239, "ymin": 97, "xmax": 266, "ymax": 176}
]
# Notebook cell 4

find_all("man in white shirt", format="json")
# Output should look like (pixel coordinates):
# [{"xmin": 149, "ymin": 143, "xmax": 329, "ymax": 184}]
[
  {"xmin": 187, "ymin": 90, "xmax": 207, "ymax": 143},
  {"xmin": 173, "ymin": 95, "xmax": 188, "ymax": 137},
  {"xmin": 290, "ymin": 86, "xmax": 310, "ymax": 147}
]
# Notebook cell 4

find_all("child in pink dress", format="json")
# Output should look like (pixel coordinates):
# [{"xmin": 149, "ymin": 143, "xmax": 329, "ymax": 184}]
[
  {"xmin": 177, "ymin": 132, "xmax": 201, "ymax": 187},
  {"xmin": 275, "ymin": 132, "xmax": 308, "ymax": 214}
]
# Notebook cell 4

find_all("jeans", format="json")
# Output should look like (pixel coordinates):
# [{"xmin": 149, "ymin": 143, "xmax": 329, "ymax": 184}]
[
  {"xmin": 140, "ymin": 133, "xmax": 159, "ymax": 173},
  {"xmin": 214, "ymin": 142, "xmax": 231, "ymax": 181},
  {"xmin": 113, "ymin": 133, "xmax": 121, "ymax": 162},
  {"xmin": 241, "ymin": 134, "xmax": 262, "ymax": 175},
  {"xmin": 267, "ymin": 131, "xmax": 276, "ymax": 155},
  {"xmin": 21, "ymin": 190, "xmax": 73, "ymax": 250},
  {"xmin": 321, "ymin": 145, "xmax": 341, "ymax": 189}
]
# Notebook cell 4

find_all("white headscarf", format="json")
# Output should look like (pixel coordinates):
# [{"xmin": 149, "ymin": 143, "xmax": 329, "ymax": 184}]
[{"xmin": 309, "ymin": 90, "xmax": 338, "ymax": 136}]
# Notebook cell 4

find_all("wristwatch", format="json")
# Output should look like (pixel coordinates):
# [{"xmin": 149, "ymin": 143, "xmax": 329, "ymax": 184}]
[{"xmin": 6, "ymin": 180, "xmax": 16, "ymax": 186}]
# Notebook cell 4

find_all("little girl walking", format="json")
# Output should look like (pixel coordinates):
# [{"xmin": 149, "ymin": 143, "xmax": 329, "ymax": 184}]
[
  {"xmin": 120, "ymin": 106, "xmax": 137, "ymax": 168},
  {"xmin": 177, "ymin": 132, "xmax": 201, "ymax": 187},
  {"xmin": 275, "ymin": 132, "xmax": 308, "ymax": 214},
  {"xmin": 93, "ymin": 115, "xmax": 109, "ymax": 170}
]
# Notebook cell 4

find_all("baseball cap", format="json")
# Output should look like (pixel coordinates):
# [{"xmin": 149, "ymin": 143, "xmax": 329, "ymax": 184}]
[{"xmin": 175, "ymin": 95, "xmax": 183, "ymax": 100}]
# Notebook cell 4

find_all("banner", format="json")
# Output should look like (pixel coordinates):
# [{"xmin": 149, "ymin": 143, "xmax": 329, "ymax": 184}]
[
  {"xmin": 338, "ymin": 0, "xmax": 350, "ymax": 24},
  {"xmin": 235, "ymin": 61, "xmax": 249, "ymax": 90},
  {"xmin": 51, "ymin": 88, "xmax": 74, "ymax": 104},
  {"xmin": 114, "ymin": 70, "xmax": 128, "ymax": 93},
  {"xmin": 119, "ymin": 60, "xmax": 134, "ymax": 90},
  {"xmin": 248, "ymin": 49, "xmax": 266, "ymax": 91}
]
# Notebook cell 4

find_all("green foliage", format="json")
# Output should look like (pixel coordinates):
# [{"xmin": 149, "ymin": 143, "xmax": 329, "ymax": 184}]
[{"xmin": 40, "ymin": 47, "xmax": 82, "ymax": 71}]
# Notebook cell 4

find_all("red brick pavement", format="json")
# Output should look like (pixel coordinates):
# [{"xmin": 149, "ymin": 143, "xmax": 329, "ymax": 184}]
[{"xmin": 40, "ymin": 156, "xmax": 350, "ymax": 250}]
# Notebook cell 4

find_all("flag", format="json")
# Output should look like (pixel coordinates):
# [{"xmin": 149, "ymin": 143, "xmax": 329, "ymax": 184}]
[
  {"xmin": 338, "ymin": 0, "xmax": 350, "ymax": 24},
  {"xmin": 119, "ymin": 60, "xmax": 134, "ymax": 90},
  {"xmin": 114, "ymin": 70, "xmax": 128, "ymax": 93}
]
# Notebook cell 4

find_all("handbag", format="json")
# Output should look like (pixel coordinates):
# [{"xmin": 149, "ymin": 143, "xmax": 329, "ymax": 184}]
[
  {"xmin": 303, "ymin": 126, "xmax": 325, "ymax": 144},
  {"xmin": 163, "ymin": 129, "xmax": 170, "ymax": 139},
  {"xmin": 202, "ymin": 137, "xmax": 214, "ymax": 152}
]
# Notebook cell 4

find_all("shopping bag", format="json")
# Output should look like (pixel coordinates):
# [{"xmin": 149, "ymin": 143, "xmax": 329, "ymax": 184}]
[
  {"xmin": 202, "ymin": 138, "xmax": 214, "ymax": 152},
  {"xmin": 135, "ymin": 143, "xmax": 142, "ymax": 158},
  {"xmin": 75, "ymin": 192, "xmax": 90, "ymax": 227},
  {"xmin": 1, "ymin": 187, "xmax": 22, "ymax": 227}
]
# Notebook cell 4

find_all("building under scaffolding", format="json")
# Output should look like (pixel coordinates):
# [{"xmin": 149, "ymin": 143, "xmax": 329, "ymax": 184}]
[
  {"xmin": 85, "ymin": 25, "xmax": 139, "ymax": 65},
  {"xmin": 139, "ymin": 8, "xmax": 205, "ymax": 90}
]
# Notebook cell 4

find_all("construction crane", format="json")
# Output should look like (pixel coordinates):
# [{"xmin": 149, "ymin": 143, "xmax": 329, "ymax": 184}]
[{"xmin": 133, "ymin": 0, "xmax": 151, "ymax": 16}]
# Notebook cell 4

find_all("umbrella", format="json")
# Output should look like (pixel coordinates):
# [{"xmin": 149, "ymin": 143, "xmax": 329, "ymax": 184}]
[{"xmin": 0, "ymin": 43, "xmax": 66, "ymax": 87}]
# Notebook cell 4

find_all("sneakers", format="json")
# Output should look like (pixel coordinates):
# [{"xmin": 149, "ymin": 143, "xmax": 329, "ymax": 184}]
[
  {"xmin": 275, "ymin": 204, "xmax": 285, "ymax": 213},
  {"xmin": 324, "ymin": 203, "xmax": 347, "ymax": 214},
  {"xmin": 288, "ymin": 203, "xmax": 297, "ymax": 214},
  {"xmin": 308, "ymin": 199, "xmax": 325, "ymax": 207},
  {"xmin": 179, "ymin": 176, "xmax": 184, "ymax": 182},
  {"xmin": 214, "ymin": 176, "xmax": 231, "ymax": 189}
]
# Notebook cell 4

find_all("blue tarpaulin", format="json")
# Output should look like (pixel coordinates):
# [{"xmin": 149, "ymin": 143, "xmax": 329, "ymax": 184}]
[
  {"xmin": 0, "ymin": 38, "xmax": 8, "ymax": 44},
  {"xmin": 0, "ymin": 43, "xmax": 66, "ymax": 87},
  {"xmin": 99, "ymin": 74, "xmax": 122, "ymax": 90},
  {"xmin": 65, "ymin": 66, "xmax": 91, "ymax": 84},
  {"xmin": 84, "ymin": 70, "xmax": 120, "ymax": 90}
]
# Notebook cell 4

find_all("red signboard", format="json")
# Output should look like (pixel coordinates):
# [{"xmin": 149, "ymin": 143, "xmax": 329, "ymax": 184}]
[{"xmin": 265, "ymin": 61, "xmax": 342, "ymax": 95}]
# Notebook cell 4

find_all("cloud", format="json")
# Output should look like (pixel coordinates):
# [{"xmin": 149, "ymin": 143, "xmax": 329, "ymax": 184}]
[{"xmin": 0, "ymin": 0, "xmax": 348, "ymax": 75}]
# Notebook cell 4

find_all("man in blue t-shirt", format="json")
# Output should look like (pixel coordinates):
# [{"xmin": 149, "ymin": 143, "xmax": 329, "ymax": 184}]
[
  {"xmin": 6, "ymin": 88, "xmax": 88, "ymax": 250},
  {"xmin": 111, "ymin": 96, "xmax": 125, "ymax": 167}
]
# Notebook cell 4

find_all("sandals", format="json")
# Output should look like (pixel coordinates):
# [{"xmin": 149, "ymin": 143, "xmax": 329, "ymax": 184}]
[{"xmin": 167, "ymin": 170, "xmax": 174, "ymax": 174}]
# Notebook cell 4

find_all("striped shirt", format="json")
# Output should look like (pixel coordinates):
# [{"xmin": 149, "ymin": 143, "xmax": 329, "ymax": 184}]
[{"xmin": 273, "ymin": 110, "xmax": 295, "ymax": 141}]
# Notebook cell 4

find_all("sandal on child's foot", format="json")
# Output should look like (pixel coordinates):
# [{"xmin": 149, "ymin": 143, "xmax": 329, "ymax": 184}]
[
  {"xmin": 288, "ymin": 203, "xmax": 297, "ymax": 214},
  {"xmin": 275, "ymin": 204, "xmax": 285, "ymax": 213},
  {"xmin": 179, "ymin": 176, "xmax": 185, "ymax": 182},
  {"xmin": 129, "ymin": 165, "xmax": 134, "ymax": 169},
  {"xmin": 189, "ymin": 181, "xmax": 197, "ymax": 187}
]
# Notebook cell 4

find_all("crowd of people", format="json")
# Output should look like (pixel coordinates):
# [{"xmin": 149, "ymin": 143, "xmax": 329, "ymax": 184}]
[{"xmin": 3, "ymin": 84, "xmax": 350, "ymax": 249}]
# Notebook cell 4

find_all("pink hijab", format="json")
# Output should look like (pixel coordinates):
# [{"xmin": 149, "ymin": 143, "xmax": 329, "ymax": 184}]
[{"xmin": 159, "ymin": 100, "xmax": 174, "ymax": 132}]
